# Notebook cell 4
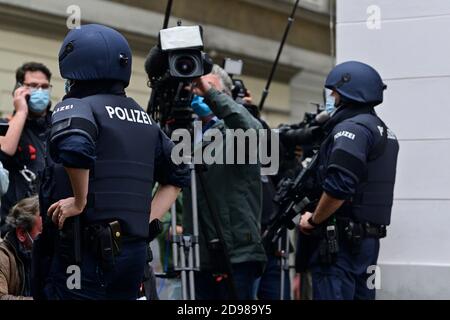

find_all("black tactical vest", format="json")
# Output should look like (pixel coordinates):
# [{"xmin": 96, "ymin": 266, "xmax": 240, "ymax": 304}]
[
  {"xmin": 319, "ymin": 112, "xmax": 399, "ymax": 226},
  {"xmin": 349, "ymin": 114, "xmax": 399, "ymax": 225},
  {"xmin": 43, "ymin": 94, "xmax": 160, "ymax": 238}
]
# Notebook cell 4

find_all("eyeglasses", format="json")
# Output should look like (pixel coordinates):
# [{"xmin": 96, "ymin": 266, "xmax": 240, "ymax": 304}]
[{"xmin": 21, "ymin": 82, "xmax": 53, "ymax": 90}]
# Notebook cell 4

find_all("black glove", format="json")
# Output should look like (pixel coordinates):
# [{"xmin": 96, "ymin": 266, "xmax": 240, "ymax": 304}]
[{"xmin": 148, "ymin": 219, "xmax": 163, "ymax": 242}]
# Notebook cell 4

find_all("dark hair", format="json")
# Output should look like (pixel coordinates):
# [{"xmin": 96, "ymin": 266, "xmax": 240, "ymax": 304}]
[
  {"xmin": 6, "ymin": 195, "xmax": 40, "ymax": 232},
  {"xmin": 15, "ymin": 62, "xmax": 52, "ymax": 84}
]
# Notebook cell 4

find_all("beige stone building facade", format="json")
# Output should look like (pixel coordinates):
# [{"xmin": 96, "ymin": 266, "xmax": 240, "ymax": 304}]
[{"xmin": 0, "ymin": 0, "xmax": 333, "ymax": 126}]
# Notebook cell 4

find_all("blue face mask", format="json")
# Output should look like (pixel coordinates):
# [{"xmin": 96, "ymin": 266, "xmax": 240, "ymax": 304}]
[
  {"xmin": 28, "ymin": 89, "xmax": 50, "ymax": 114},
  {"xmin": 325, "ymin": 91, "xmax": 336, "ymax": 115},
  {"xmin": 191, "ymin": 95, "xmax": 212, "ymax": 117}
]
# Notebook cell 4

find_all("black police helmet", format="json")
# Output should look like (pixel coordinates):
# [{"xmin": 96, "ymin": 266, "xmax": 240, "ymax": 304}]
[
  {"xmin": 325, "ymin": 61, "xmax": 387, "ymax": 107},
  {"xmin": 59, "ymin": 24, "xmax": 132, "ymax": 87}
]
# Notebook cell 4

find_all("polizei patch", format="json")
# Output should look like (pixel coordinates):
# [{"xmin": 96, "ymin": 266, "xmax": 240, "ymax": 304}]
[
  {"xmin": 53, "ymin": 104, "xmax": 74, "ymax": 114},
  {"xmin": 334, "ymin": 130, "xmax": 356, "ymax": 141},
  {"xmin": 105, "ymin": 105, "xmax": 152, "ymax": 125}
]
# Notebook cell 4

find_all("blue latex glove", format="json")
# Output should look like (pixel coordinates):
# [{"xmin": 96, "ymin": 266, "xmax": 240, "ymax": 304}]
[{"xmin": 191, "ymin": 95, "xmax": 212, "ymax": 117}]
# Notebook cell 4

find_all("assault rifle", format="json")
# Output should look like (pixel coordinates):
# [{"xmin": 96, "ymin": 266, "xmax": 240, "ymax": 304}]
[{"xmin": 262, "ymin": 153, "xmax": 320, "ymax": 248}]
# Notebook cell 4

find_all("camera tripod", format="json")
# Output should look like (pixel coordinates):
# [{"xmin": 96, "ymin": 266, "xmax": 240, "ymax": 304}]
[
  {"xmin": 170, "ymin": 162, "xmax": 200, "ymax": 300},
  {"xmin": 278, "ymin": 228, "xmax": 291, "ymax": 300}
]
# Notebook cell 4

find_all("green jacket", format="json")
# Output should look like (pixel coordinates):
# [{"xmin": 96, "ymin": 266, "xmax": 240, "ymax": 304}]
[{"xmin": 183, "ymin": 89, "xmax": 267, "ymax": 272}]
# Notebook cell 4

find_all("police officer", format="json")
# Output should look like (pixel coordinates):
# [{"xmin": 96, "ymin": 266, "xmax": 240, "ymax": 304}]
[
  {"xmin": 35, "ymin": 24, "xmax": 189, "ymax": 300},
  {"xmin": 298, "ymin": 61, "xmax": 399, "ymax": 300}
]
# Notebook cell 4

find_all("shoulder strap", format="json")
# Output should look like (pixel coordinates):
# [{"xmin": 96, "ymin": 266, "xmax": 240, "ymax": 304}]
[
  {"xmin": 368, "ymin": 119, "xmax": 388, "ymax": 161},
  {"xmin": 51, "ymin": 98, "xmax": 98, "ymax": 144},
  {"xmin": 352, "ymin": 114, "xmax": 388, "ymax": 161}
]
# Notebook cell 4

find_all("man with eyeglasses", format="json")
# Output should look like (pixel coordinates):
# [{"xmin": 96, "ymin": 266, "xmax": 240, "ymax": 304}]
[{"xmin": 0, "ymin": 62, "xmax": 53, "ymax": 236}]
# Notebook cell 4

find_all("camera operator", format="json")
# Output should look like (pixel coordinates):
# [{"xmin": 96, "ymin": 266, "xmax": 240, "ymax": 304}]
[{"xmin": 183, "ymin": 65, "xmax": 266, "ymax": 300}]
